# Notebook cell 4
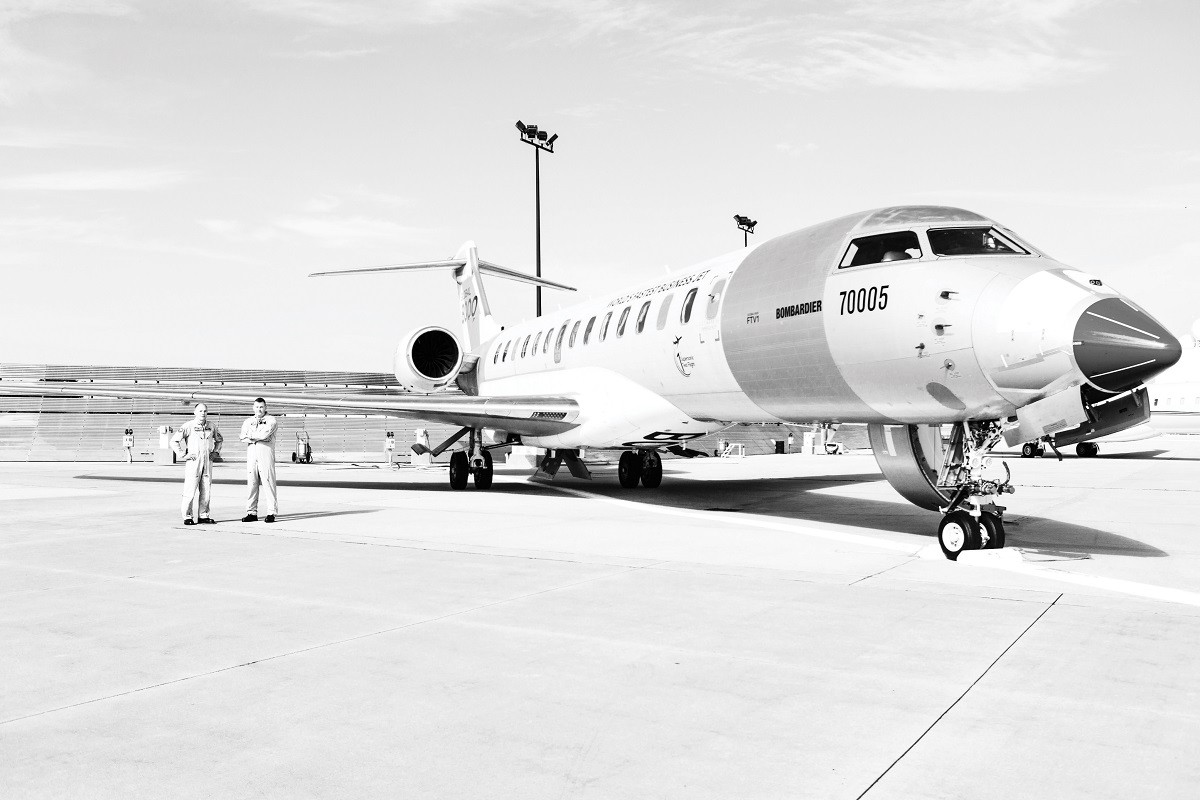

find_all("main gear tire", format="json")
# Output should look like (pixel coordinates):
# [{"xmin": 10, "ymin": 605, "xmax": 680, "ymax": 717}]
[
  {"xmin": 449, "ymin": 451, "xmax": 469, "ymax": 490},
  {"xmin": 473, "ymin": 450, "xmax": 494, "ymax": 490},
  {"xmin": 938, "ymin": 511, "xmax": 981, "ymax": 561},
  {"xmin": 618, "ymin": 451, "xmax": 642, "ymax": 488},
  {"xmin": 640, "ymin": 451, "xmax": 663, "ymax": 488}
]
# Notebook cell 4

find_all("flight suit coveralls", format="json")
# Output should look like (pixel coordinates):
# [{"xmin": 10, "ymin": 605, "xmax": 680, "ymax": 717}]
[
  {"xmin": 122, "ymin": 431, "xmax": 134, "ymax": 463},
  {"xmin": 241, "ymin": 414, "xmax": 279, "ymax": 516},
  {"xmin": 172, "ymin": 420, "xmax": 222, "ymax": 522}
]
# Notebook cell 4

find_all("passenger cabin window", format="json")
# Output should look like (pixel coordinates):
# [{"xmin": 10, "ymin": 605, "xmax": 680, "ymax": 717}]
[
  {"xmin": 706, "ymin": 279, "xmax": 726, "ymax": 321},
  {"xmin": 681, "ymin": 288, "xmax": 699, "ymax": 323},
  {"xmin": 520, "ymin": 335, "xmax": 530, "ymax": 358},
  {"xmin": 532, "ymin": 331, "xmax": 542, "ymax": 354},
  {"xmin": 569, "ymin": 320, "xmax": 581, "ymax": 347},
  {"xmin": 635, "ymin": 301, "xmax": 651, "ymax": 333},
  {"xmin": 616, "ymin": 306, "xmax": 631, "ymax": 337},
  {"xmin": 543, "ymin": 327, "xmax": 554, "ymax": 354},
  {"xmin": 493, "ymin": 342, "xmax": 502, "ymax": 364},
  {"xmin": 840, "ymin": 231, "xmax": 922, "ymax": 268},
  {"xmin": 583, "ymin": 316, "xmax": 596, "ymax": 344},
  {"xmin": 554, "ymin": 323, "xmax": 568, "ymax": 363},
  {"xmin": 656, "ymin": 294, "xmax": 674, "ymax": 330},
  {"xmin": 927, "ymin": 227, "xmax": 1027, "ymax": 257},
  {"xmin": 502, "ymin": 340, "xmax": 511, "ymax": 362},
  {"xmin": 599, "ymin": 311, "xmax": 613, "ymax": 341}
]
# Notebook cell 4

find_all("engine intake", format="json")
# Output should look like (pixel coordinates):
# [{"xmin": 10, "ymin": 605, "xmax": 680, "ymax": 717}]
[{"xmin": 394, "ymin": 326, "xmax": 463, "ymax": 393}]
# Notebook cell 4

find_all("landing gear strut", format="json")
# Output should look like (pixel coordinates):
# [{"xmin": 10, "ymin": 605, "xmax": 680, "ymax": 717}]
[
  {"xmin": 935, "ymin": 421, "xmax": 1015, "ymax": 560},
  {"xmin": 448, "ymin": 428, "xmax": 494, "ymax": 491}
]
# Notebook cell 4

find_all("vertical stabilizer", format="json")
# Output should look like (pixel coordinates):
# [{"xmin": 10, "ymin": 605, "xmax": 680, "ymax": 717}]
[{"xmin": 455, "ymin": 242, "xmax": 501, "ymax": 351}]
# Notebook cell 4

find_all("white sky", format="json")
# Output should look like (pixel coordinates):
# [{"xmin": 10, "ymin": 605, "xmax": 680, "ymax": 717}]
[{"xmin": 1, "ymin": 0, "xmax": 1197, "ymax": 371}]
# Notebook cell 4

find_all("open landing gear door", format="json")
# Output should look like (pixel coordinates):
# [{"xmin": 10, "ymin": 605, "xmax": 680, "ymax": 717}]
[{"xmin": 867, "ymin": 423, "xmax": 950, "ymax": 512}]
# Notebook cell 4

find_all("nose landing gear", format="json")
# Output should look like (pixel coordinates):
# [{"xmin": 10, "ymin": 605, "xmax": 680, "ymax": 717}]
[{"xmin": 936, "ymin": 421, "xmax": 1015, "ymax": 560}]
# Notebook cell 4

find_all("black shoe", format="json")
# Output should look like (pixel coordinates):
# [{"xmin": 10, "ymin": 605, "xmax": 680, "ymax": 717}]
[
  {"xmin": 264, "ymin": 515, "xmax": 276, "ymax": 523},
  {"xmin": 241, "ymin": 514, "xmax": 257, "ymax": 522},
  {"xmin": 183, "ymin": 519, "xmax": 196, "ymax": 526},
  {"xmin": 199, "ymin": 517, "xmax": 217, "ymax": 524}
]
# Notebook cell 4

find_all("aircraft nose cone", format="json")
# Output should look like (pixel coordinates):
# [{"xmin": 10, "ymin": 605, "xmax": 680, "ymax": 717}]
[{"xmin": 1073, "ymin": 298, "xmax": 1182, "ymax": 392}]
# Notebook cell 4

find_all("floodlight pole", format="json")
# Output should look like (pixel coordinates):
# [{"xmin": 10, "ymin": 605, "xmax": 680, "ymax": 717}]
[
  {"xmin": 516, "ymin": 121, "xmax": 557, "ymax": 318},
  {"xmin": 534, "ymin": 146, "xmax": 542, "ymax": 317}
]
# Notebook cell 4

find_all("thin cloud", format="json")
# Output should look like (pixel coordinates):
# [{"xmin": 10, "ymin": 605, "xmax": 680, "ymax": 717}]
[
  {"xmin": 0, "ymin": 1, "xmax": 137, "ymax": 104},
  {"xmin": 0, "ymin": 213, "xmax": 261, "ymax": 264},
  {"xmin": 0, "ymin": 168, "xmax": 192, "ymax": 191},
  {"xmin": 272, "ymin": 215, "xmax": 428, "ymax": 248},
  {"xmin": 777, "ymin": 141, "xmax": 819, "ymax": 159},
  {"xmin": 276, "ymin": 47, "xmax": 380, "ymax": 60},
  {"xmin": 234, "ymin": 0, "xmax": 1111, "ymax": 92},
  {"xmin": 0, "ymin": 126, "xmax": 129, "ymax": 148}
]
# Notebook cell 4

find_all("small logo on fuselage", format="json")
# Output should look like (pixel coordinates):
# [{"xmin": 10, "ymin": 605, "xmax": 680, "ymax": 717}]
[
  {"xmin": 746, "ymin": 311, "xmax": 760, "ymax": 324},
  {"xmin": 673, "ymin": 336, "xmax": 695, "ymax": 377},
  {"xmin": 776, "ymin": 300, "xmax": 822, "ymax": 319}
]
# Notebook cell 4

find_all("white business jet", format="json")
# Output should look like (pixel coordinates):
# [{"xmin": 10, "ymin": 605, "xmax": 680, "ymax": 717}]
[{"xmin": 2, "ymin": 206, "xmax": 1181, "ymax": 559}]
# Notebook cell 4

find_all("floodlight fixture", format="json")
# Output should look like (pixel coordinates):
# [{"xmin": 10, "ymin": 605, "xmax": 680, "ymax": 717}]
[
  {"xmin": 515, "ymin": 120, "xmax": 527, "ymax": 133},
  {"xmin": 734, "ymin": 214, "xmax": 758, "ymax": 247}
]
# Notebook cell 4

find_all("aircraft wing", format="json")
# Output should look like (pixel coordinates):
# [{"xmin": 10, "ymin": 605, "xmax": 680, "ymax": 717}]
[{"xmin": 0, "ymin": 380, "xmax": 580, "ymax": 437}]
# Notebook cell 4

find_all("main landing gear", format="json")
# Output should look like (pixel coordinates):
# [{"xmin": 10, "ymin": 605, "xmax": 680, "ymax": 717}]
[
  {"xmin": 448, "ymin": 429, "xmax": 494, "ymax": 490},
  {"xmin": 617, "ymin": 449, "xmax": 663, "ymax": 489},
  {"xmin": 935, "ymin": 421, "xmax": 1015, "ymax": 561}
]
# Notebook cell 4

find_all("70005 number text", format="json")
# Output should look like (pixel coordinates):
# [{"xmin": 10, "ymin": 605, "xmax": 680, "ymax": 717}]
[{"xmin": 839, "ymin": 285, "xmax": 889, "ymax": 315}]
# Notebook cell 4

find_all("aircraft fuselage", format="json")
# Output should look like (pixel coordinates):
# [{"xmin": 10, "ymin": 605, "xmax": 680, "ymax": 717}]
[{"xmin": 472, "ymin": 206, "xmax": 1180, "ymax": 450}]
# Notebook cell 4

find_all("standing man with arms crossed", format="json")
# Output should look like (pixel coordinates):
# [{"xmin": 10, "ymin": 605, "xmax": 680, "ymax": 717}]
[
  {"xmin": 241, "ymin": 397, "xmax": 279, "ymax": 523},
  {"xmin": 173, "ymin": 404, "xmax": 222, "ymax": 525}
]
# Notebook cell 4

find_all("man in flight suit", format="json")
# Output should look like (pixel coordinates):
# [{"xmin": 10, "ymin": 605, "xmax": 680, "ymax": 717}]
[
  {"xmin": 172, "ymin": 404, "xmax": 222, "ymax": 525},
  {"xmin": 240, "ymin": 397, "xmax": 279, "ymax": 523}
]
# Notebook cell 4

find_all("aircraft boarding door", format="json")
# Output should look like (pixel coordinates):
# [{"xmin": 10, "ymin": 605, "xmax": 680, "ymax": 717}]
[{"xmin": 699, "ymin": 274, "xmax": 730, "ymax": 344}]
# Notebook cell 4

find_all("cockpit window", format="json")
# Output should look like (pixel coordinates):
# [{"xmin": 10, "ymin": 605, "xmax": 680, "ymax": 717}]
[
  {"xmin": 927, "ymin": 227, "xmax": 1027, "ymax": 256},
  {"xmin": 840, "ymin": 231, "xmax": 922, "ymax": 268}
]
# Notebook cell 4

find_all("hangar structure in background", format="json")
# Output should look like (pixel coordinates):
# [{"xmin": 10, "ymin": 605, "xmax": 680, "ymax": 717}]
[{"xmin": 0, "ymin": 364, "xmax": 460, "ymax": 463}]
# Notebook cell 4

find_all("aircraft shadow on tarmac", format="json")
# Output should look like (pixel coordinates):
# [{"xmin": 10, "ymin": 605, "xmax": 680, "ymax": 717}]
[
  {"xmin": 77, "ymin": 470, "xmax": 1165, "ymax": 558},
  {"xmin": 573, "ymin": 469, "xmax": 1168, "ymax": 559}
]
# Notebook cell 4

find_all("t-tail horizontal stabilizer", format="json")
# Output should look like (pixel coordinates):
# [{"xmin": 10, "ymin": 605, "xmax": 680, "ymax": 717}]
[{"xmin": 310, "ymin": 242, "xmax": 576, "ymax": 351}]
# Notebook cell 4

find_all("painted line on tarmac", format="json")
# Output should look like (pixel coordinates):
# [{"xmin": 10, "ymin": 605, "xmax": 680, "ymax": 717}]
[
  {"xmin": 549, "ymin": 486, "xmax": 1200, "ymax": 607},
  {"xmin": 541, "ymin": 484, "xmax": 918, "ymax": 554},
  {"xmin": 960, "ymin": 549, "xmax": 1200, "ymax": 607}
]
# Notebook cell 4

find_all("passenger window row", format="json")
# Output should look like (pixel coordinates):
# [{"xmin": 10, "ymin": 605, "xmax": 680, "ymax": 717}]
[{"xmin": 491, "ymin": 286, "xmax": 703, "ymax": 365}]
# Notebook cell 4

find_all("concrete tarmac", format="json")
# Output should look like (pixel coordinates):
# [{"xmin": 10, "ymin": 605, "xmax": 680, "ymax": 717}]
[{"xmin": 2, "ymin": 438, "xmax": 1199, "ymax": 799}]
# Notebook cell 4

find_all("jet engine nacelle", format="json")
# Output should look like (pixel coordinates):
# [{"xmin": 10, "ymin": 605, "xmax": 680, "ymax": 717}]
[{"xmin": 394, "ymin": 326, "xmax": 464, "ymax": 394}]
